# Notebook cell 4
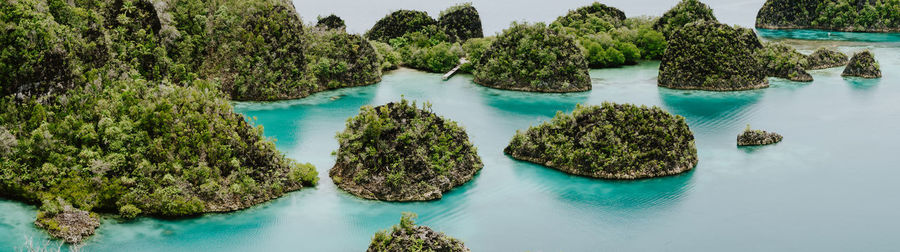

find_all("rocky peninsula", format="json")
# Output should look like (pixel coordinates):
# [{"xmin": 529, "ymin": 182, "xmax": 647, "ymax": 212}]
[
  {"xmin": 473, "ymin": 22, "xmax": 591, "ymax": 93},
  {"xmin": 330, "ymin": 99, "xmax": 483, "ymax": 201},
  {"xmin": 756, "ymin": 0, "xmax": 900, "ymax": 32},
  {"xmin": 505, "ymin": 103, "xmax": 698, "ymax": 179},
  {"xmin": 368, "ymin": 213, "xmax": 469, "ymax": 252},
  {"xmin": 658, "ymin": 20, "xmax": 768, "ymax": 91},
  {"xmin": 842, "ymin": 50, "xmax": 882, "ymax": 78},
  {"xmin": 737, "ymin": 126, "xmax": 783, "ymax": 146}
]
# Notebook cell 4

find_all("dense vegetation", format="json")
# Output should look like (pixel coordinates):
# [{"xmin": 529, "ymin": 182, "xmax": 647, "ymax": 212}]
[
  {"xmin": 366, "ymin": 10, "xmax": 437, "ymax": 43},
  {"xmin": 755, "ymin": 42, "xmax": 812, "ymax": 82},
  {"xmin": 756, "ymin": 0, "xmax": 900, "ymax": 32},
  {"xmin": 653, "ymin": 0, "xmax": 718, "ymax": 38},
  {"xmin": 0, "ymin": 0, "xmax": 333, "ymax": 242},
  {"xmin": 305, "ymin": 27, "xmax": 384, "ymax": 90},
  {"xmin": 550, "ymin": 3, "xmax": 667, "ymax": 67},
  {"xmin": 505, "ymin": 103, "xmax": 698, "ymax": 179},
  {"xmin": 438, "ymin": 3, "xmax": 484, "ymax": 42},
  {"xmin": 388, "ymin": 25, "xmax": 464, "ymax": 73},
  {"xmin": 474, "ymin": 22, "xmax": 591, "ymax": 92},
  {"xmin": 330, "ymin": 99, "xmax": 483, "ymax": 201},
  {"xmin": 317, "ymin": 14, "xmax": 346, "ymax": 30},
  {"xmin": 804, "ymin": 48, "xmax": 849, "ymax": 70},
  {"xmin": 737, "ymin": 125, "xmax": 783, "ymax": 146},
  {"xmin": 658, "ymin": 20, "xmax": 768, "ymax": 91},
  {"xmin": 842, "ymin": 50, "xmax": 882, "ymax": 78},
  {"xmin": 368, "ymin": 212, "xmax": 469, "ymax": 252}
]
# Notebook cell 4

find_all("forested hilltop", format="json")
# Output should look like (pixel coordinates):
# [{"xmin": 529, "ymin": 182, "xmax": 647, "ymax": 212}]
[{"xmin": 756, "ymin": 0, "xmax": 900, "ymax": 32}]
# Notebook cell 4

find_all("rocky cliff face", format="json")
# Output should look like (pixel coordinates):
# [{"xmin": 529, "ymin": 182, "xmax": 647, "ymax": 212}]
[
  {"xmin": 842, "ymin": 50, "xmax": 882, "ymax": 78},
  {"xmin": 330, "ymin": 100, "xmax": 482, "ymax": 201},
  {"xmin": 659, "ymin": 21, "xmax": 768, "ymax": 91},
  {"xmin": 505, "ymin": 103, "xmax": 698, "ymax": 179},
  {"xmin": 756, "ymin": 0, "xmax": 900, "ymax": 32}
]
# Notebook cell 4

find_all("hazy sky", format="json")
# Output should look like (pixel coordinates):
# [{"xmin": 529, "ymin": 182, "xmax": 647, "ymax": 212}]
[{"xmin": 291, "ymin": 0, "xmax": 766, "ymax": 35}]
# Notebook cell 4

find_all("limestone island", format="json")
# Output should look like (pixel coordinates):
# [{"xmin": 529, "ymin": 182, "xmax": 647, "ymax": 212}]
[
  {"xmin": 659, "ymin": 20, "xmax": 768, "ymax": 91},
  {"xmin": 737, "ymin": 126, "xmax": 783, "ymax": 146},
  {"xmin": 368, "ymin": 213, "xmax": 469, "ymax": 252},
  {"xmin": 842, "ymin": 50, "xmax": 882, "ymax": 78},
  {"xmin": 756, "ymin": 0, "xmax": 900, "ymax": 32},
  {"xmin": 366, "ymin": 10, "xmax": 437, "ymax": 43},
  {"xmin": 756, "ymin": 42, "xmax": 813, "ymax": 82},
  {"xmin": 34, "ymin": 200, "xmax": 100, "ymax": 244},
  {"xmin": 330, "ymin": 99, "xmax": 483, "ymax": 201},
  {"xmin": 653, "ymin": 0, "xmax": 718, "ymax": 38},
  {"xmin": 505, "ymin": 103, "xmax": 698, "ymax": 179},
  {"xmin": 473, "ymin": 22, "xmax": 591, "ymax": 93},
  {"xmin": 317, "ymin": 14, "xmax": 346, "ymax": 30},
  {"xmin": 439, "ymin": 3, "xmax": 484, "ymax": 42},
  {"xmin": 805, "ymin": 48, "xmax": 849, "ymax": 70}
]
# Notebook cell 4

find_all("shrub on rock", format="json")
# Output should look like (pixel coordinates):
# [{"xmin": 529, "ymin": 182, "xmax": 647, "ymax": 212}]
[
  {"xmin": 756, "ymin": 0, "xmax": 900, "ymax": 32},
  {"xmin": 305, "ymin": 27, "xmax": 383, "ymax": 89},
  {"xmin": 474, "ymin": 22, "xmax": 591, "ymax": 93},
  {"xmin": 552, "ymin": 2, "xmax": 627, "ymax": 35},
  {"xmin": 316, "ymin": 14, "xmax": 346, "ymax": 30},
  {"xmin": 366, "ymin": 10, "xmax": 437, "ymax": 43},
  {"xmin": 505, "ymin": 102, "xmax": 698, "ymax": 179},
  {"xmin": 653, "ymin": 0, "xmax": 718, "ymax": 38},
  {"xmin": 438, "ymin": 3, "xmax": 484, "ymax": 42},
  {"xmin": 368, "ymin": 212, "xmax": 469, "ymax": 252},
  {"xmin": 658, "ymin": 20, "xmax": 768, "ymax": 91},
  {"xmin": 842, "ymin": 50, "xmax": 881, "ymax": 78},
  {"xmin": 737, "ymin": 125, "xmax": 783, "ymax": 146},
  {"xmin": 330, "ymin": 99, "xmax": 482, "ymax": 201},
  {"xmin": 804, "ymin": 48, "xmax": 849, "ymax": 70},
  {"xmin": 756, "ymin": 42, "xmax": 812, "ymax": 82}
]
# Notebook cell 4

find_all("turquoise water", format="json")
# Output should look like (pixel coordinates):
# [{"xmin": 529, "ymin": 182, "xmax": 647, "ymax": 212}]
[{"xmin": 3, "ymin": 37, "xmax": 899, "ymax": 250}]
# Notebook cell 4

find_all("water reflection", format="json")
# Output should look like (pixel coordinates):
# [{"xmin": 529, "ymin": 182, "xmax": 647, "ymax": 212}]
[{"xmin": 657, "ymin": 87, "xmax": 766, "ymax": 131}]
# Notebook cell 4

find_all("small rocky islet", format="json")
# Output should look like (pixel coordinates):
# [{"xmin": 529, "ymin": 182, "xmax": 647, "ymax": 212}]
[
  {"xmin": 505, "ymin": 102, "xmax": 698, "ymax": 179},
  {"xmin": 737, "ymin": 126, "xmax": 784, "ymax": 146},
  {"xmin": 842, "ymin": 50, "xmax": 882, "ymax": 79},
  {"xmin": 330, "ymin": 99, "xmax": 483, "ymax": 201},
  {"xmin": 368, "ymin": 213, "xmax": 469, "ymax": 252}
]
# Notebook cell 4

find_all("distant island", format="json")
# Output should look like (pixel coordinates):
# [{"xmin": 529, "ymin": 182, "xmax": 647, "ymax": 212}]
[
  {"xmin": 842, "ymin": 50, "xmax": 882, "ymax": 78},
  {"xmin": 737, "ymin": 126, "xmax": 783, "ymax": 146},
  {"xmin": 330, "ymin": 99, "xmax": 483, "ymax": 201},
  {"xmin": 756, "ymin": 0, "xmax": 900, "ymax": 32},
  {"xmin": 505, "ymin": 103, "xmax": 698, "ymax": 179}
]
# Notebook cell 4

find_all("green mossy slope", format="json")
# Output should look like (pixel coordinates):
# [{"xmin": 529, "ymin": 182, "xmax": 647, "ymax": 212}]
[
  {"xmin": 756, "ymin": 0, "xmax": 900, "ymax": 32},
  {"xmin": 330, "ymin": 99, "xmax": 482, "ymax": 201},
  {"xmin": 653, "ymin": 0, "xmax": 718, "ymax": 38},
  {"xmin": 505, "ymin": 103, "xmax": 698, "ymax": 179},
  {"xmin": 366, "ymin": 10, "xmax": 437, "ymax": 43},
  {"xmin": 439, "ymin": 3, "xmax": 484, "ymax": 42}
]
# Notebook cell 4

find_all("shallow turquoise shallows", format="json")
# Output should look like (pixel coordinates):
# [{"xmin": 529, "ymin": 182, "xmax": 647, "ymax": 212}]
[{"xmin": 3, "ymin": 32, "xmax": 900, "ymax": 251}]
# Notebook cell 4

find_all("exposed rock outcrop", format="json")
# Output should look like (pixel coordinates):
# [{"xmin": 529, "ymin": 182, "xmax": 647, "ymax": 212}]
[
  {"xmin": 659, "ymin": 20, "xmax": 768, "ymax": 91},
  {"xmin": 330, "ymin": 99, "xmax": 483, "ymax": 201},
  {"xmin": 473, "ymin": 22, "xmax": 591, "ymax": 93},
  {"xmin": 505, "ymin": 103, "xmax": 698, "ymax": 179},
  {"xmin": 368, "ymin": 213, "xmax": 469, "ymax": 252},
  {"xmin": 842, "ymin": 50, "xmax": 882, "ymax": 78},
  {"xmin": 34, "ymin": 200, "xmax": 100, "ymax": 244},
  {"xmin": 737, "ymin": 127, "xmax": 783, "ymax": 146}
]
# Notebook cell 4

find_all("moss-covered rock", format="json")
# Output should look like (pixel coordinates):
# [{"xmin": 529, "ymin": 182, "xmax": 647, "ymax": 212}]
[
  {"xmin": 505, "ymin": 103, "xmax": 698, "ymax": 179},
  {"xmin": 316, "ymin": 14, "xmax": 345, "ymax": 30},
  {"xmin": 366, "ymin": 10, "xmax": 437, "ymax": 43},
  {"xmin": 330, "ymin": 99, "xmax": 482, "ymax": 201},
  {"xmin": 368, "ymin": 213, "xmax": 469, "ymax": 252},
  {"xmin": 737, "ymin": 126, "xmax": 783, "ymax": 146},
  {"xmin": 804, "ymin": 48, "xmax": 849, "ymax": 70},
  {"xmin": 659, "ymin": 20, "xmax": 768, "ymax": 91},
  {"xmin": 653, "ymin": 0, "xmax": 718, "ymax": 38},
  {"xmin": 756, "ymin": 42, "xmax": 812, "ymax": 82},
  {"xmin": 305, "ymin": 27, "xmax": 383, "ymax": 90},
  {"xmin": 438, "ymin": 3, "xmax": 483, "ymax": 42},
  {"xmin": 842, "ymin": 50, "xmax": 882, "ymax": 78},
  {"xmin": 473, "ymin": 22, "xmax": 591, "ymax": 93},
  {"xmin": 756, "ymin": 0, "xmax": 900, "ymax": 32}
]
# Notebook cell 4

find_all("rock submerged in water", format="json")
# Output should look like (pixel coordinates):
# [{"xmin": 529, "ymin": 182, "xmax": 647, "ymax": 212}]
[
  {"xmin": 737, "ymin": 127, "xmax": 783, "ymax": 146},
  {"xmin": 659, "ymin": 20, "xmax": 768, "ymax": 91},
  {"xmin": 368, "ymin": 213, "xmax": 469, "ymax": 252},
  {"xmin": 505, "ymin": 102, "xmax": 698, "ymax": 179},
  {"xmin": 330, "ymin": 99, "xmax": 483, "ymax": 201},
  {"xmin": 842, "ymin": 50, "xmax": 882, "ymax": 79},
  {"xmin": 805, "ymin": 48, "xmax": 848, "ymax": 70},
  {"xmin": 34, "ymin": 200, "xmax": 100, "ymax": 244},
  {"xmin": 473, "ymin": 22, "xmax": 591, "ymax": 93}
]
